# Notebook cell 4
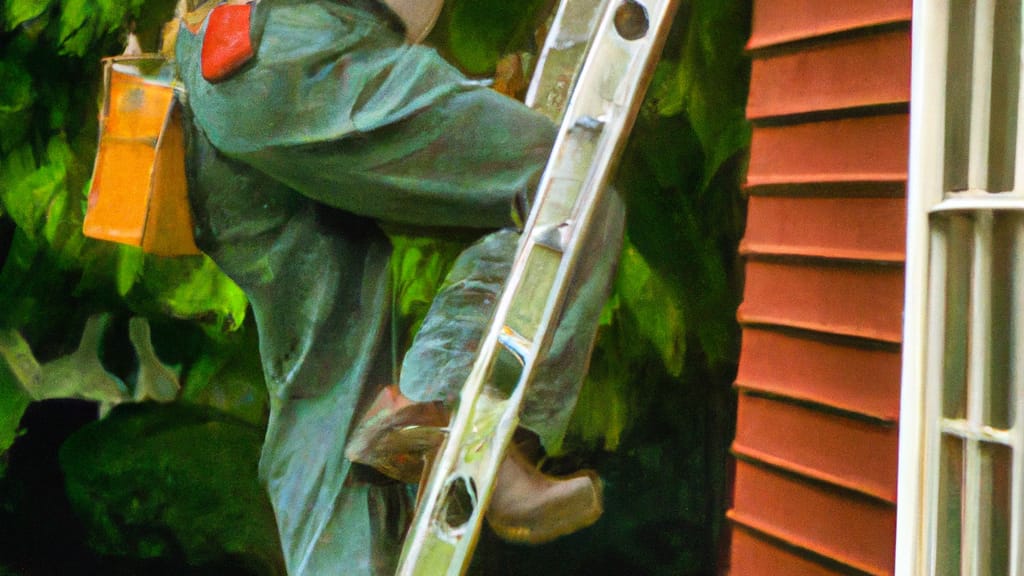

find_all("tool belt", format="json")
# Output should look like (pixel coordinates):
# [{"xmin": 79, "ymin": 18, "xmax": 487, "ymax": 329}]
[
  {"xmin": 84, "ymin": 0, "xmax": 445, "ymax": 255},
  {"xmin": 83, "ymin": 55, "xmax": 200, "ymax": 256}
]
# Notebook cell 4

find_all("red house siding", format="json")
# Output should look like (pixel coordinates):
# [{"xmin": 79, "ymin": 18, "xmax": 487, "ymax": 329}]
[
  {"xmin": 741, "ymin": 196, "xmax": 906, "ymax": 263},
  {"xmin": 728, "ymin": 1, "xmax": 912, "ymax": 574}
]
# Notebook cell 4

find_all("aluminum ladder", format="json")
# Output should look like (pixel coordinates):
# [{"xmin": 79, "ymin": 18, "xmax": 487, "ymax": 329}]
[{"xmin": 395, "ymin": 0, "xmax": 679, "ymax": 573}]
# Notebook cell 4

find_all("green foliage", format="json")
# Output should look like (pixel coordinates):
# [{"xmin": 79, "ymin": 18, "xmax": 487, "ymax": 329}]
[
  {"xmin": 0, "ymin": 0, "xmax": 264, "ymax": 552},
  {"xmin": 131, "ymin": 255, "xmax": 249, "ymax": 332},
  {"xmin": 0, "ymin": 0, "xmax": 750, "ymax": 572},
  {"xmin": 0, "ymin": 60, "xmax": 33, "ymax": 153},
  {"xmin": 388, "ymin": 234, "xmax": 466, "ymax": 361},
  {"xmin": 180, "ymin": 319, "xmax": 268, "ymax": 426},
  {"xmin": 57, "ymin": 0, "xmax": 147, "ymax": 57},
  {"xmin": 4, "ymin": 0, "xmax": 54, "ymax": 31},
  {"xmin": 60, "ymin": 402, "xmax": 284, "ymax": 573},
  {"xmin": 0, "ymin": 0, "xmax": 246, "ymax": 349},
  {"xmin": 0, "ymin": 332, "xmax": 33, "ymax": 453},
  {"xmin": 0, "ymin": 138, "xmax": 72, "ymax": 241},
  {"xmin": 615, "ymin": 242, "xmax": 687, "ymax": 377},
  {"xmin": 565, "ymin": 0, "xmax": 750, "ymax": 453},
  {"xmin": 439, "ymin": 0, "xmax": 551, "ymax": 75}
]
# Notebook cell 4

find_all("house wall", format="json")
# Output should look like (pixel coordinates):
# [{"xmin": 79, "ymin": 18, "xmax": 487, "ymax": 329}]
[{"xmin": 727, "ymin": 1, "xmax": 913, "ymax": 574}]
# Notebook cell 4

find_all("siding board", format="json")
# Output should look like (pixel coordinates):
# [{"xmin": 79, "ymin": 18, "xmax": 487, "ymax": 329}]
[
  {"xmin": 738, "ymin": 261, "xmax": 905, "ymax": 343},
  {"xmin": 747, "ymin": 114, "xmax": 909, "ymax": 187},
  {"xmin": 736, "ymin": 328, "xmax": 901, "ymax": 421},
  {"xmin": 730, "ymin": 528, "xmax": 852, "ymax": 576},
  {"xmin": 749, "ymin": 0, "xmax": 912, "ymax": 49},
  {"xmin": 733, "ymin": 393, "xmax": 899, "ymax": 502},
  {"xmin": 741, "ymin": 196, "xmax": 906, "ymax": 262},
  {"xmin": 730, "ymin": 461, "xmax": 897, "ymax": 575},
  {"xmin": 748, "ymin": 30, "xmax": 911, "ymax": 120}
]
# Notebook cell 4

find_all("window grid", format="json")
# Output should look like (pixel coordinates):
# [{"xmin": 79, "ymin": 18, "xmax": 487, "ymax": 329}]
[
  {"xmin": 926, "ymin": 210, "xmax": 1023, "ymax": 576},
  {"xmin": 906, "ymin": 0, "xmax": 1024, "ymax": 574}
]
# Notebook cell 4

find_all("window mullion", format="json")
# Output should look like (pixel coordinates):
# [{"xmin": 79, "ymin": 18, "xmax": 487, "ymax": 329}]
[
  {"xmin": 964, "ymin": 212, "xmax": 994, "ymax": 575},
  {"xmin": 968, "ymin": 212, "xmax": 993, "ymax": 429},
  {"xmin": 925, "ymin": 225, "xmax": 951, "ymax": 576}
]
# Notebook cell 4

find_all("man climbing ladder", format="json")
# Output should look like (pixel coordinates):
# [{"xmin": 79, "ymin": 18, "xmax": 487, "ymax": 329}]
[
  {"xmin": 166, "ymin": 0, "xmax": 663, "ymax": 574},
  {"xmin": 77, "ymin": 0, "xmax": 676, "ymax": 572}
]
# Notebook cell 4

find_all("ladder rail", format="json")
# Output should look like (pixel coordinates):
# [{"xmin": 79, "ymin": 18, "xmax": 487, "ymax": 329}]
[{"xmin": 524, "ymin": 0, "xmax": 609, "ymax": 122}]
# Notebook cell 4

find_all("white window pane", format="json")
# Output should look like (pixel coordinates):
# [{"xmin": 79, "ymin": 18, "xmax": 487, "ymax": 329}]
[
  {"xmin": 945, "ymin": 0, "xmax": 976, "ymax": 193},
  {"xmin": 938, "ymin": 435, "xmax": 965, "ymax": 576},
  {"xmin": 986, "ymin": 212, "xmax": 1017, "ymax": 429},
  {"xmin": 987, "ymin": 0, "xmax": 1020, "ymax": 192},
  {"xmin": 978, "ymin": 442, "xmax": 1012, "ymax": 575},
  {"xmin": 941, "ymin": 215, "xmax": 973, "ymax": 420}
]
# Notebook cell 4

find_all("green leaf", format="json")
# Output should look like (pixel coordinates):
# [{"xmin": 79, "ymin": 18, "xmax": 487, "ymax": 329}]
[
  {"xmin": 60, "ymin": 402, "xmax": 284, "ymax": 573},
  {"xmin": 445, "ymin": 0, "xmax": 547, "ymax": 75},
  {"xmin": 0, "ymin": 59, "xmax": 33, "ymax": 114},
  {"xmin": 677, "ymin": 0, "xmax": 751, "ymax": 185},
  {"xmin": 648, "ymin": 58, "xmax": 686, "ymax": 118},
  {"xmin": 388, "ymin": 234, "xmax": 463, "ymax": 354},
  {"xmin": 57, "ymin": 0, "xmax": 145, "ymax": 56},
  {"xmin": 0, "ymin": 137, "xmax": 75, "ymax": 242},
  {"xmin": 616, "ymin": 242, "xmax": 686, "ymax": 376},
  {"xmin": 135, "ymin": 256, "xmax": 248, "ymax": 333},
  {"xmin": 57, "ymin": 0, "xmax": 94, "ymax": 56},
  {"xmin": 180, "ymin": 323, "xmax": 267, "ymax": 426},
  {"xmin": 4, "ymin": 0, "xmax": 53, "ymax": 30},
  {"xmin": 116, "ymin": 245, "xmax": 145, "ymax": 296},
  {"xmin": 0, "ymin": 330, "xmax": 38, "ymax": 454}
]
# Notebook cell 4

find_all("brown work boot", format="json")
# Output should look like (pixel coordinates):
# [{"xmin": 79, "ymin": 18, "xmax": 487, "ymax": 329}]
[
  {"xmin": 347, "ymin": 386, "xmax": 604, "ymax": 543},
  {"xmin": 345, "ymin": 385, "xmax": 448, "ymax": 484},
  {"xmin": 486, "ymin": 442, "xmax": 603, "ymax": 545}
]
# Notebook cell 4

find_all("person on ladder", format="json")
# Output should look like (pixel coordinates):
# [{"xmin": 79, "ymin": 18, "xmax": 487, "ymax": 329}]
[{"xmin": 171, "ymin": 0, "xmax": 624, "ymax": 572}]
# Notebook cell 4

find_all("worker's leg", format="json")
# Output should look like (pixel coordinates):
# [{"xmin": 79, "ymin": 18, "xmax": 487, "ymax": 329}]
[
  {"xmin": 399, "ymin": 189, "xmax": 625, "ymax": 452},
  {"xmin": 183, "ymin": 116, "xmax": 403, "ymax": 576}
]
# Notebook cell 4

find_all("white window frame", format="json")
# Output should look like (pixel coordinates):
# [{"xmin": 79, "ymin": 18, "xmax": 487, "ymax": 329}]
[{"xmin": 898, "ymin": 0, "xmax": 1024, "ymax": 575}]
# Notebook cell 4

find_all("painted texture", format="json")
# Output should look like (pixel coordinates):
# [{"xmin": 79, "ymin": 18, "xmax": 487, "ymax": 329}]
[{"xmin": 728, "ymin": 0, "xmax": 912, "ymax": 573}]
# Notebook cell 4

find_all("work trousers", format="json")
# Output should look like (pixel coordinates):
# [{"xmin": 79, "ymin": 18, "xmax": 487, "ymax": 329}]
[{"xmin": 177, "ymin": 1, "xmax": 623, "ymax": 573}]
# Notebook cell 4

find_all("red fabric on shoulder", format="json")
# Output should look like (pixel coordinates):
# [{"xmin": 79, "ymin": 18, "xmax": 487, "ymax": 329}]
[{"xmin": 201, "ymin": 4, "xmax": 255, "ymax": 83}]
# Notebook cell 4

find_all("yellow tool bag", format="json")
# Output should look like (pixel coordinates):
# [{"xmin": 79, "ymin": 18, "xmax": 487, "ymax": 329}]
[{"xmin": 84, "ymin": 55, "xmax": 200, "ymax": 256}]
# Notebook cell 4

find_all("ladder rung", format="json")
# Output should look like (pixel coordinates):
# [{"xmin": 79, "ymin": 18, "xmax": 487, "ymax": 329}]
[
  {"xmin": 531, "ymin": 223, "xmax": 572, "ymax": 251},
  {"xmin": 573, "ymin": 114, "xmax": 607, "ymax": 131}
]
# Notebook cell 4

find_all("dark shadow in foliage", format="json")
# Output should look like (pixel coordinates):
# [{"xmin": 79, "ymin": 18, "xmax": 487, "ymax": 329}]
[
  {"xmin": 0, "ymin": 400, "xmax": 103, "ymax": 575},
  {"xmin": 59, "ymin": 402, "xmax": 284, "ymax": 575}
]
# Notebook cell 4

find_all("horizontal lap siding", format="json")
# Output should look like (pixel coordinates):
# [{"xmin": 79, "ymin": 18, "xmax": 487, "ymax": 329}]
[
  {"xmin": 748, "ymin": 30, "xmax": 911, "ymax": 119},
  {"xmin": 748, "ymin": 0, "xmax": 912, "ymax": 49},
  {"xmin": 728, "ymin": 1, "xmax": 911, "ymax": 574},
  {"xmin": 730, "ymin": 462, "xmax": 897, "ymax": 575},
  {"xmin": 741, "ymin": 196, "xmax": 907, "ymax": 262},
  {"xmin": 736, "ymin": 328, "xmax": 901, "ymax": 421},
  {"xmin": 730, "ymin": 529, "xmax": 850, "ymax": 576},
  {"xmin": 733, "ymin": 394, "xmax": 899, "ymax": 502},
  {"xmin": 739, "ymin": 260, "xmax": 905, "ymax": 343},
  {"xmin": 746, "ymin": 114, "xmax": 910, "ymax": 187}
]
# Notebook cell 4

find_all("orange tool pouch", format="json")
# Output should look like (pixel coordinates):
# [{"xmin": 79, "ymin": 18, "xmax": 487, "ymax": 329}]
[{"xmin": 84, "ymin": 56, "xmax": 200, "ymax": 256}]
